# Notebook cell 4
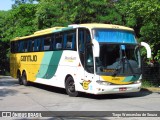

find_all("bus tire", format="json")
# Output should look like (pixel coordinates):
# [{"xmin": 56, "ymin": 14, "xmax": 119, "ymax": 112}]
[
  {"xmin": 22, "ymin": 71, "xmax": 29, "ymax": 86},
  {"xmin": 17, "ymin": 71, "xmax": 23, "ymax": 85},
  {"xmin": 65, "ymin": 76, "xmax": 79, "ymax": 97}
]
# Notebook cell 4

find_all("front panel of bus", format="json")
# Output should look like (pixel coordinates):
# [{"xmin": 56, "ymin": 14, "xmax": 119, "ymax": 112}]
[{"xmin": 82, "ymin": 28, "xmax": 142, "ymax": 94}]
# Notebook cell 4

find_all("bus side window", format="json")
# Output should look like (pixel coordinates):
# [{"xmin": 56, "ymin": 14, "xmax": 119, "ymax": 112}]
[
  {"xmin": 49, "ymin": 35, "xmax": 55, "ymax": 51},
  {"xmin": 55, "ymin": 33, "xmax": 63, "ymax": 50},
  {"xmin": 24, "ymin": 41, "xmax": 28, "ymax": 52},
  {"xmin": 14, "ymin": 41, "xmax": 18, "ymax": 53},
  {"xmin": 78, "ymin": 31, "xmax": 84, "ymax": 53},
  {"xmin": 86, "ymin": 30, "xmax": 91, "ymax": 43},
  {"xmin": 17, "ymin": 41, "xmax": 20, "ymax": 52},
  {"xmin": 78, "ymin": 28, "xmax": 91, "ymax": 68},
  {"xmin": 11, "ymin": 42, "xmax": 15, "ymax": 53},
  {"xmin": 44, "ymin": 36, "xmax": 51, "ymax": 51},
  {"xmin": 18, "ymin": 41, "xmax": 24, "ymax": 52},
  {"xmin": 78, "ymin": 29, "xmax": 85, "ymax": 67},
  {"xmin": 78, "ymin": 29, "xmax": 91, "ymax": 51},
  {"xmin": 63, "ymin": 31, "xmax": 76, "ymax": 50},
  {"xmin": 27, "ymin": 40, "xmax": 34, "ymax": 52},
  {"xmin": 71, "ymin": 33, "xmax": 76, "ymax": 50},
  {"xmin": 34, "ymin": 38, "xmax": 44, "ymax": 52},
  {"xmin": 63, "ymin": 34, "xmax": 67, "ymax": 49},
  {"xmin": 40, "ymin": 38, "xmax": 44, "ymax": 51},
  {"xmin": 34, "ymin": 39, "xmax": 39, "ymax": 52}
]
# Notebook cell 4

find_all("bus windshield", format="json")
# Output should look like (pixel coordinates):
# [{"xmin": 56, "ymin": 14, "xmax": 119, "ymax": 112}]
[
  {"xmin": 96, "ymin": 44, "xmax": 141, "ymax": 76},
  {"xmin": 93, "ymin": 29, "xmax": 137, "ymax": 43},
  {"xmin": 92, "ymin": 29, "xmax": 141, "ymax": 76}
]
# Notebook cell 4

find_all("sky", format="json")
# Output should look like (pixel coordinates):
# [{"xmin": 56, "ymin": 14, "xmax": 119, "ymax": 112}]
[{"xmin": 0, "ymin": 0, "xmax": 14, "ymax": 11}]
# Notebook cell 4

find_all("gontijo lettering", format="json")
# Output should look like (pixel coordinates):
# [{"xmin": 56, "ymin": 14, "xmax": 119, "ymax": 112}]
[{"xmin": 21, "ymin": 55, "xmax": 37, "ymax": 62}]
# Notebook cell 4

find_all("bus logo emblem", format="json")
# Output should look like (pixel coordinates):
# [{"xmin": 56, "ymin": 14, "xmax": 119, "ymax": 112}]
[{"xmin": 81, "ymin": 80, "xmax": 91, "ymax": 90}]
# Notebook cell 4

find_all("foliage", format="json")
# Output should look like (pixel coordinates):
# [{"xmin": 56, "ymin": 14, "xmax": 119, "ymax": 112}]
[
  {"xmin": 1, "ymin": 4, "xmax": 37, "ymax": 42},
  {"xmin": 35, "ymin": 0, "xmax": 66, "ymax": 29},
  {"xmin": 35, "ymin": 0, "xmax": 122, "ymax": 29},
  {"xmin": 116, "ymin": 0, "xmax": 160, "ymax": 62},
  {"xmin": 0, "ymin": 40, "xmax": 9, "ymax": 72},
  {"xmin": 0, "ymin": 11, "xmax": 10, "ymax": 72},
  {"xmin": 0, "ymin": 3, "xmax": 37, "ymax": 73},
  {"xmin": 0, "ymin": 0, "xmax": 160, "ymax": 73},
  {"xmin": 142, "ymin": 79, "xmax": 155, "ymax": 88}
]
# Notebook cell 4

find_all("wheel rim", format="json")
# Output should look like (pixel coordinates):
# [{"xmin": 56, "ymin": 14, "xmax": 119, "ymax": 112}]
[
  {"xmin": 22, "ymin": 77, "xmax": 25, "ymax": 84},
  {"xmin": 68, "ymin": 80, "xmax": 75, "ymax": 93},
  {"xmin": 17, "ymin": 72, "xmax": 22, "ymax": 85},
  {"xmin": 66, "ymin": 76, "xmax": 79, "ymax": 97},
  {"xmin": 22, "ymin": 72, "xmax": 28, "ymax": 86}
]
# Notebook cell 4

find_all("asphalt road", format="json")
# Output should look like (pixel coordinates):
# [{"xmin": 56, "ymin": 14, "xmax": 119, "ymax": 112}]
[{"xmin": 0, "ymin": 76, "xmax": 160, "ymax": 120}]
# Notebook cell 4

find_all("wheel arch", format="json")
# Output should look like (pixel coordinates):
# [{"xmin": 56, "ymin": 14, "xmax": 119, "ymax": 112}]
[{"xmin": 65, "ymin": 74, "xmax": 73, "ymax": 85}]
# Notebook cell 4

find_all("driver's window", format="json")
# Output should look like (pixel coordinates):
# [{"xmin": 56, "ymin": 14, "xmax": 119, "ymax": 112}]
[{"xmin": 78, "ymin": 28, "xmax": 91, "ymax": 67}]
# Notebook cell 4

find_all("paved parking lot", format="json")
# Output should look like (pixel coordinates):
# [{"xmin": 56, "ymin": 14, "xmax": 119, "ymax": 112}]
[{"xmin": 0, "ymin": 76, "xmax": 160, "ymax": 119}]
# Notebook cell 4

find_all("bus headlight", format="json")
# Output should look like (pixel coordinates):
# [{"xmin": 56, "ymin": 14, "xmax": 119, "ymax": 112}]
[
  {"xmin": 96, "ymin": 80, "xmax": 111, "ymax": 85},
  {"xmin": 134, "ymin": 80, "xmax": 141, "ymax": 84}
]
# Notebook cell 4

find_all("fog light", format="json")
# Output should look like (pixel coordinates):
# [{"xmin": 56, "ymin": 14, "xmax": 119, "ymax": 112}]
[{"xmin": 97, "ymin": 88, "xmax": 101, "ymax": 91}]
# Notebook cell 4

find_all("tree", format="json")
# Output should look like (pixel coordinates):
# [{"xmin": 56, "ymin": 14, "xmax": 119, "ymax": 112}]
[
  {"xmin": 69, "ymin": 0, "xmax": 121, "ymax": 24},
  {"xmin": 1, "ymin": 0, "xmax": 160, "ymax": 75},
  {"xmin": 12, "ymin": 0, "xmax": 37, "ymax": 5},
  {"xmin": 35, "ymin": 0, "xmax": 66, "ymax": 29},
  {"xmin": 12, "ymin": 0, "xmax": 37, "ymax": 8},
  {"xmin": 35, "ymin": 0, "xmax": 121, "ymax": 29},
  {"xmin": 116, "ymin": 0, "xmax": 160, "ymax": 62},
  {"xmin": 2, "ymin": 3, "xmax": 37, "ymax": 42},
  {"xmin": 0, "ymin": 11, "xmax": 8, "ymax": 40},
  {"xmin": 0, "ymin": 11, "xmax": 10, "ymax": 73},
  {"xmin": 0, "ymin": 4, "xmax": 37, "ymax": 73},
  {"xmin": 0, "ymin": 40, "xmax": 10, "ymax": 74}
]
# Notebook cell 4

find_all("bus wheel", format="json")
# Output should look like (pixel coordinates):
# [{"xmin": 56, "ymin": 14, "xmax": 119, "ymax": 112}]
[
  {"xmin": 17, "ymin": 71, "xmax": 22, "ymax": 85},
  {"xmin": 22, "ymin": 71, "xmax": 29, "ymax": 86},
  {"xmin": 65, "ymin": 76, "xmax": 79, "ymax": 97}
]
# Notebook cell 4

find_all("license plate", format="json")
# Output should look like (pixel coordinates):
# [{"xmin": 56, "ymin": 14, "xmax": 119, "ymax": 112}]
[{"xmin": 119, "ymin": 87, "xmax": 127, "ymax": 91}]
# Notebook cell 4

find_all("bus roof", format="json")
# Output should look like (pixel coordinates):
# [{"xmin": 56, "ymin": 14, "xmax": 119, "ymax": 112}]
[
  {"xmin": 11, "ymin": 27, "xmax": 64, "ymax": 41},
  {"xmin": 11, "ymin": 23, "xmax": 134, "ymax": 41},
  {"xmin": 78, "ymin": 23, "xmax": 134, "ymax": 31}
]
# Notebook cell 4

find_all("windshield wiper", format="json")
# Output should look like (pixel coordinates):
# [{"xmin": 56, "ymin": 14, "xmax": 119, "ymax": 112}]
[
  {"xmin": 124, "ymin": 57, "xmax": 135, "ymax": 75},
  {"xmin": 112, "ymin": 57, "xmax": 136, "ymax": 76},
  {"xmin": 112, "ymin": 59, "xmax": 122, "ymax": 76}
]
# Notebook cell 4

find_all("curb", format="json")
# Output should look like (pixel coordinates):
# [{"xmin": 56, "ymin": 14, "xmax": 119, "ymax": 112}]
[{"xmin": 142, "ymin": 87, "xmax": 160, "ymax": 92}]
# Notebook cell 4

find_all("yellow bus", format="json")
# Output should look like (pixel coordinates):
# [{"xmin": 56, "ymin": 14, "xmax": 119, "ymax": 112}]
[{"xmin": 10, "ymin": 23, "xmax": 151, "ymax": 97}]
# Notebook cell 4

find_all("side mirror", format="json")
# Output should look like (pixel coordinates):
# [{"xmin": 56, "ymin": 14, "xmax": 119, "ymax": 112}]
[
  {"xmin": 92, "ymin": 39, "xmax": 100, "ymax": 57},
  {"xmin": 140, "ymin": 42, "xmax": 152, "ymax": 58}
]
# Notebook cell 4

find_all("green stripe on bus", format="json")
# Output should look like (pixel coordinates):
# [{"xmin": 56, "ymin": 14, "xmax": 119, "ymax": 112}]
[
  {"xmin": 36, "ymin": 51, "xmax": 63, "ymax": 79},
  {"xmin": 45, "ymin": 51, "xmax": 63, "ymax": 79},
  {"xmin": 123, "ymin": 75, "xmax": 140, "ymax": 82}
]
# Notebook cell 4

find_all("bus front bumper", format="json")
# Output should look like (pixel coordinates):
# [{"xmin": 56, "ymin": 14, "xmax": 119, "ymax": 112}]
[{"xmin": 92, "ymin": 83, "xmax": 141, "ymax": 95}]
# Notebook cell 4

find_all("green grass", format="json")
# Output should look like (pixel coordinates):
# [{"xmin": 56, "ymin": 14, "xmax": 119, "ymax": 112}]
[
  {"xmin": 142, "ymin": 79, "xmax": 160, "ymax": 92},
  {"xmin": 142, "ymin": 79, "xmax": 155, "ymax": 88}
]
